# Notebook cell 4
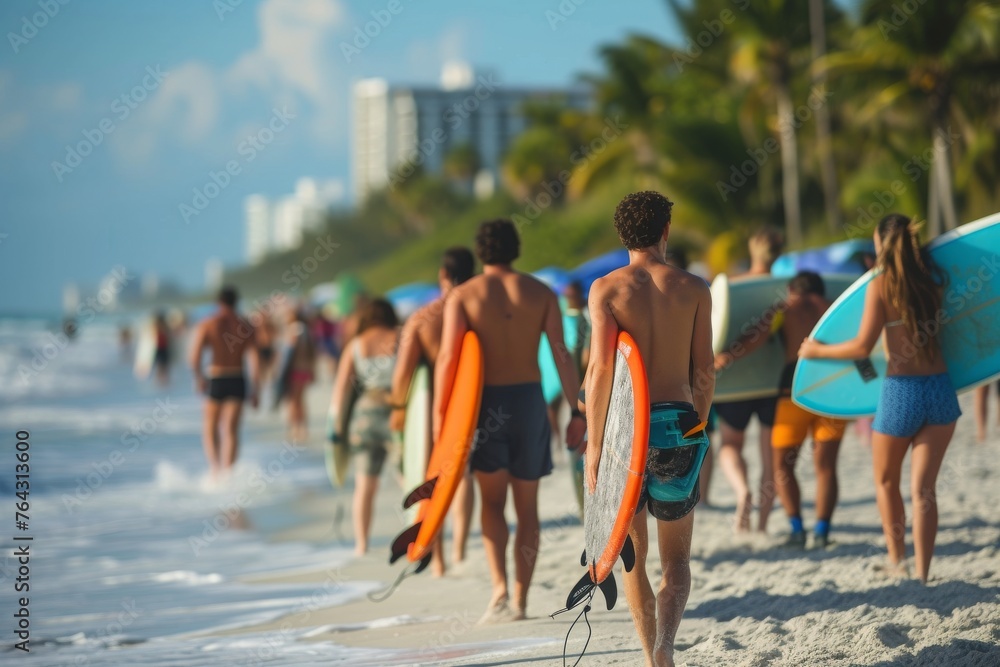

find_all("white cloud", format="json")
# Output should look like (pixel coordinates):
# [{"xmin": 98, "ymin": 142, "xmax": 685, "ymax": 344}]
[{"xmin": 112, "ymin": 0, "xmax": 347, "ymax": 166}]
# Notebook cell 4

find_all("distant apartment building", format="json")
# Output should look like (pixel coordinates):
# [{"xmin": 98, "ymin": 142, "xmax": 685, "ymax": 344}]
[
  {"xmin": 245, "ymin": 178, "xmax": 343, "ymax": 263},
  {"xmin": 352, "ymin": 63, "xmax": 590, "ymax": 202}
]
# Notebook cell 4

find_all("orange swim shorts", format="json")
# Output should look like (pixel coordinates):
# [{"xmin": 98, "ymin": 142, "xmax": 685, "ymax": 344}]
[{"xmin": 771, "ymin": 397, "xmax": 848, "ymax": 448}]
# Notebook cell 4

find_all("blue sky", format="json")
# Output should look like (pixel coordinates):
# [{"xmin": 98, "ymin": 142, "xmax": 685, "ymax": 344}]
[{"xmin": 0, "ymin": 0, "xmax": 680, "ymax": 315}]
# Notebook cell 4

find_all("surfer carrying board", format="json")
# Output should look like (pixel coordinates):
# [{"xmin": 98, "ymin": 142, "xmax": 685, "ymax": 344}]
[
  {"xmin": 586, "ymin": 191, "xmax": 714, "ymax": 667},
  {"xmin": 189, "ymin": 286, "xmax": 260, "ymax": 481},
  {"xmin": 715, "ymin": 271, "xmax": 848, "ymax": 549},
  {"xmin": 436, "ymin": 219, "xmax": 586, "ymax": 622},
  {"xmin": 390, "ymin": 246, "xmax": 476, "ymax": 576},
  {"xmin": 715, "ymin": 226, "xmax": 785, "ymax": 533},
  {"xmin": 800, "ymin": 214, "xmax": 960, "ymax": 582}
]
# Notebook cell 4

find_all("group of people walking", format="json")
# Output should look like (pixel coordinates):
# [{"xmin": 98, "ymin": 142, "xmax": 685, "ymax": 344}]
[{"xmin": 181, "ymin": 190, "xmax": 967, "ymax": 667}]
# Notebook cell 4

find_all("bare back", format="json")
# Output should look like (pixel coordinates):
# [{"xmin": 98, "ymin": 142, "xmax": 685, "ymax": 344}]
[
  {"xmin": 456, "ymin": 270, "xmax": 554, "ymax": 385},
  {"xmin": 202, "ymin": 310, "xmax": 255, "ymax": 375},
  {"xmin": 874, "ymin": 276, "xmax": 948, "ymax": 376},
  {"xmin": 412, "ymin": 300, "xmax": 445, "ymax": 366},
  {"xmin": 595, "ymin": 263, "xmax": 709, "ymax": 405}
]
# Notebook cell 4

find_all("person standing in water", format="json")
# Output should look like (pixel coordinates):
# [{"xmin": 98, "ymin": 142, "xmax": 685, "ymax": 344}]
[
  {"xmin": 390, "ymin": 246, "xmax": 476, "ymax": 576},
  {"xmin": 330, "ymin": 298, "xmax": 399, "ymax": 556},
  {"xmin": 436, "ymin": 219, "xmax": 585, "ymax": 622},
  {"xmin": 586, "ymin": 192, "xmax": 714, "ymax": 667},
  {"xmin": 152, "ymin": 311, "xmax": 173, "ymax": 387},
  {"xmin": 801, "ymin": 213, "xmax": 959, "ymax": 582},
  {"xmin": 285, "ymin": 309, "xmax": 317, "ymax": 443},
  {"xmin": 189, "ymin": 286, "xmax": 260, "ymax": 480},
  {"xmin": 714, "ymin": 227, "xmax": 785, "ymax": 532}
]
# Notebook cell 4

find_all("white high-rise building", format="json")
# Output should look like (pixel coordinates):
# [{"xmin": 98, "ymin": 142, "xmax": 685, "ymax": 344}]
[
  {"xmin": 245, "ymin": 195, "xmax": 271, "ymax": 264},
  {"xmin": 244, "ymin": 179, "xmax": 343, "ymax": 262},
  {"xmin": 351, "ymin": 65, "xmax": 590, "ymax": 202}
]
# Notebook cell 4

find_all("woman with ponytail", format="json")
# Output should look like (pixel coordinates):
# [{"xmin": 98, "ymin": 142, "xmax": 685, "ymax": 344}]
[{"xmin": 800, "ymin": 213, "xmax": 959, "ymax": 582}]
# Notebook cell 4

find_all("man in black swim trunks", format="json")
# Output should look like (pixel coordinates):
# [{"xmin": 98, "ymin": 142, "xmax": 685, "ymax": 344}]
[
  {"xmin": 189, "ymin": 287, "xmax": 260, "ymax": 480},
  {"xmin": 436, "ymin": 220, "xmax": 585, "ymax": 622}
]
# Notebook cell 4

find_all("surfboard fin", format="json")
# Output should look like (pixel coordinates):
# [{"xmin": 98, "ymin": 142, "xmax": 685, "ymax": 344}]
[
  {"xmin": 402, "ymin": 477, "xmax": 438, "ymax": 509},
  {"xmin": 620, "ymin": 534, "xmax": 636, "ymax": 572},
  {"xmin": 565, "ymin": 571, "xmax": 596, "ymax": 610},
  {"xmin": 580, "ymin": 549, "xmax": 587, "ymax": 567},
  {"xmin": 598, "ymin": 573, "xmax": 618, "ymax": 610},
  {"xmin": 389, "ymin": 522, "xmax": 421, "ymax": 564},
  {"xmin": 413, "ymin": 552, "xmax": 433, "ymax": 575}
]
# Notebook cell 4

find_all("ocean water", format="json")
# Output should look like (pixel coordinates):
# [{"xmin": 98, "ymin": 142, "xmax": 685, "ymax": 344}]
[{"xmin": 0, "ymin": 318, "xmax": 534, "ymax": 666}]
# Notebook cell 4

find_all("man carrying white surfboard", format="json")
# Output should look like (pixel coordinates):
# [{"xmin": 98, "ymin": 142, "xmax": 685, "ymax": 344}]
[
  {"xmin": 390, "ymin": 246, "xmax": 475, "ymax": 577},
  {"xmin": 715, "ymin": 271, "xmax": 848, "ymax": 549},
  {"xmin": 586, "ymin": 191, "xmax": 714, "ymax": 667},
  {"xmin": 714, "ymin": 227, "xmax": 785, "ymax": 533},
  {"xmin": 436, "ymin": 219, "xmax": 586, "ymax": 622}
]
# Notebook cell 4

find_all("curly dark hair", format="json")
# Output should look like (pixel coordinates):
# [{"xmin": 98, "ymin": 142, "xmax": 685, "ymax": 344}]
[
  {"xmin": 475, "ymin": 219, "xmax": 520, "ymax": 265},
  {"xmin": 613, "ymin": 191, "xmax": 674, "ymax": 250},
  {"xmin": 358, "ymin": 298, "xmax": 399, "ymax": 333}
]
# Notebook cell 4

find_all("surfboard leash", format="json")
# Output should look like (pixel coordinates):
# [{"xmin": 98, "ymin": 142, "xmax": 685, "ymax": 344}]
[
  {"xmin": 366, "ymin": 559, "xmax": 424, "ymax": 603},
  {"xmin": 550, "ymin": 586, "xmax": 595, "ymax": 667}
]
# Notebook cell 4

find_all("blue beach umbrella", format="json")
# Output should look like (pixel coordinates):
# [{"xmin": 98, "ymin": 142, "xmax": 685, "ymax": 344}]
[
  {"xmin": 772, "ymin": 239, "xmax": 875, "ymax": 277},
  {"xmin": 569, "ymin": 248, "xmax": 630, "ymax": 296},
  {"xmin": 532, "ymin": 266, "xmax": 571, "ymax": 293},
  {"xmin": 386, "ymin": 282, "xmax": 441, "ymax": 320}
]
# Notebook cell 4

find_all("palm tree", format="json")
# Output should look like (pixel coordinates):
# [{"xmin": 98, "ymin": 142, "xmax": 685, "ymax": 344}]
[
  {"xmin": 727, "ymin": 0, "xmax": 818, "ymax": 247},
  {"xmin": 822, "ymin": 0, "xmax": 1000, "ymax": 234},
  {"xmin": 809, "ymin": 0, "xmax": 843, "ymax": 232}
]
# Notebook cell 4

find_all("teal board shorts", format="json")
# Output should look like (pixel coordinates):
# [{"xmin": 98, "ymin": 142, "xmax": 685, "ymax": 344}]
[{"xmin": 639, "ymin": 401, "xmax": 710, "ymax": 522}]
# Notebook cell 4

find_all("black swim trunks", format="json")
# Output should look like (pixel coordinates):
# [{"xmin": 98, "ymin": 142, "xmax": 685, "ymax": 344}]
[
  {"xmin": 208, "ymin": 376, "xmax": 246, "ymax": 401},
  {"xmin": 715, "ymin": 395, "xmax": 777, "ymax": 431},
  {"xmin": 471, "ymin": 382, "xmax": 552, "ymax": 481},
  {"xmin": 153, "ymin": 347, "xmax": 170, "ymax": 369}
]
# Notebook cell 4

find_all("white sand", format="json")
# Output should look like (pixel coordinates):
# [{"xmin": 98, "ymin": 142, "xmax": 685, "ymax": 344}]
[{"xmin": 231, "ymin": 385, "xmax": 1000, "ymax": 666}]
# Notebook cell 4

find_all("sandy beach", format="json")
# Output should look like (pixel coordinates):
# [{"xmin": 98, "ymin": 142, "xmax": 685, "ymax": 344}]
[{"xmin": 226, "ymin": 379, "xmax": 1000, "ymax": 666}]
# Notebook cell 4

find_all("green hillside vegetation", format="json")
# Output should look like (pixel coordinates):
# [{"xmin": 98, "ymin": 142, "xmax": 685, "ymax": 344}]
[{"xmin": 221, "ymin": 0, "xmax": 1000, "ymax": 304}]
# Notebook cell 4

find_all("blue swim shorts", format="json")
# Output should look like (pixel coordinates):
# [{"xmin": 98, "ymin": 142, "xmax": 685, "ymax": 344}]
[
  {"xmin": 872, "ymin": 373, "xmax": 961, "ymax": 439},
  {"xmin": 639, "ymin": 401, "xmax": 710, "ymax": 522}
]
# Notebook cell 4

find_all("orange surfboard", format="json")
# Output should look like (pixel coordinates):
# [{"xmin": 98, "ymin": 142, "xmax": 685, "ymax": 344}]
[
  {"xmin": 564, "ymin": 329, "xmax": 648, "ymax": 611},
  {"xmin": 390, "ymin": 330, "xmax": 484, "ymax": 570}
]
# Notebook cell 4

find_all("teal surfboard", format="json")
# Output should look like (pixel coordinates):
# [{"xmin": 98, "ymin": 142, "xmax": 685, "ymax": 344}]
[
  {"xmin": 712, "ymin": 273, "xmax": 859, "ymax": 403},
  {"xmin": 793, "ymin": 212, "xmax": 1000, "ymax": 418}
]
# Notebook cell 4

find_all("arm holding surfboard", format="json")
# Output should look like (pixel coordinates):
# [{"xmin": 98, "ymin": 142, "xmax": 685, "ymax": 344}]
[
  {"xmin": 800, "ymin": 276, "xmax": 886, "ymax": 360},
  {"xmin": 390, "ymin": 316, "xmax": 424, "ymax": 433},
  {"xmin": 328, "ymin": 339, "xmax": 357, "ymax": 441},
  {"xmin": 433, "ymin": 292, "xmax": 467, "ymax": 441},
  {"xmin": 584, "ymin": 277, "xmax": 618, "ymax": 494},
  {"xmin": 542, "ymin": 289, "xmax": 586, "ymax": 451}
]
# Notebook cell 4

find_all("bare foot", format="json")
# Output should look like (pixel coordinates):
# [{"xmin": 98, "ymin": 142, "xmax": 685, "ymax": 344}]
[
  {"xmin": 872, "ymin": 559, "xmax": 910, "ymax": 580},
  {"xmin": 652, "ymin": 645, "xmax": 675, "ymax": 667},
  {"xmin": 478, "ymin": 596, "xmax": 516, "ymax": 625},
  {"xmin": 432, "ymin": 556, "xmax": 446, "ymax": 578}
]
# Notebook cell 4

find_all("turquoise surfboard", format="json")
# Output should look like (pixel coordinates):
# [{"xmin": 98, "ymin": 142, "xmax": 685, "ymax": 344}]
[
  {"xmin": 539, "ymin": 311, "xmax": 589, "ymax": 404},
  {"xmin": 712, "ymin": 273, "xmax": 859, "ymax": 403},
  {"xmin": 793, "ymin": 212, "xmax": 1000, "ymax": 418}
]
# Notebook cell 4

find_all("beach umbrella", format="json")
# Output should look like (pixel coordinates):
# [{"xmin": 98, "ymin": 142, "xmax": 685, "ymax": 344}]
[
  {"xmin": 569, "ymin": 249, "xmax": 630, "ymax": 295},
  {"xmin": 532, "ymin": 266, "xmax": 571, "ymax": 293},
  {"xmin": 772, "ymin": 239, "xmax": 874, "ymax": 277},
  {"xmin": 386, "ymin": 282, "xmax": 441, "ymax": 320}
]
